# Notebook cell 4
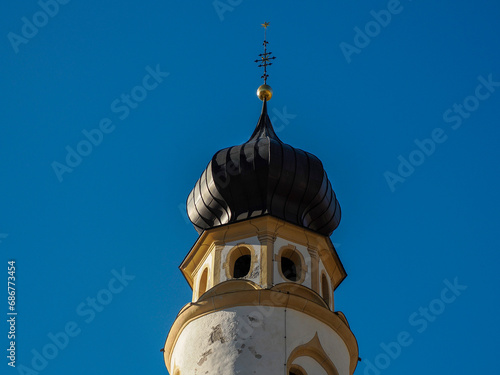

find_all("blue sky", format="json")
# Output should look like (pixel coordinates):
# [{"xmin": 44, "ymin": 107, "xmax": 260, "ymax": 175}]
[{"xmin": 2, "ymin": 1, "xmax": 500, "ymax": 374}]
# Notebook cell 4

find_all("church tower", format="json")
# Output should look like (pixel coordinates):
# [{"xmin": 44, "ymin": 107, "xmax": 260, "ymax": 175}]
[{"xmin": 163, "ymin": 24, "xmax": 358, "ymax": 375}]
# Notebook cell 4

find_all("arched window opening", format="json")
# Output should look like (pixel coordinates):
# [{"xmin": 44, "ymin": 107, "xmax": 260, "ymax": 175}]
[
  {"xmin": 280, "ymin": 248, "xmax": 303, "ymax": 282},
  {"xmin": 321, "ymin": 273, "xmax": 330, "ymax": 307},
  {"xmin": 198, "ymin": 268, "xmax": 209, "ymax": 298},
  {"xmin": 226, "ymin": 246, "xmax": 253, "ymax": 279},
  {"xmin": 233, "ymin": 254, "xmax": 251, "ymax": 278}
]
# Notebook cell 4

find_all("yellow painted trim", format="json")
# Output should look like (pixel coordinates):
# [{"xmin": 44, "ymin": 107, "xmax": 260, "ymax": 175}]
[
  {"xmin": 196, "ymin": 266, "xmax": 209, "ymax": 300},
  {"xmin": 201, "ymin": 279, "xmax": 261, "ymax": 299},
  {"xmin": 258, "ymin": 233, "xmax": 276, "ymax": 288},
  {"xmin": 270, "ymin": 282, "xmax": 328, "ymax": 308},
  {"xmin": 334, "ymin": 311, "xmax": 350, "ymax": 328},
  {"xmin": 213, "ymin": 241, "xmax": 223, "ymax": 286},
  {"xmin": 289, "ymin": 364, "xmax": 307, "ymax": 375},
  {"xmin": 192, "ymin": 243, "xmax": 211, "ymax": 278},
  {"xmin": 287, "ymin": 332, "xmax": 339, "ymax": 375}
]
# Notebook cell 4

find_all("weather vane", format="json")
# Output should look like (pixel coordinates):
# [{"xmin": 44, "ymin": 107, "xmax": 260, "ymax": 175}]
[{"xmin": 255, "ymin": 22, "xmax": 276, "ymax": 101}]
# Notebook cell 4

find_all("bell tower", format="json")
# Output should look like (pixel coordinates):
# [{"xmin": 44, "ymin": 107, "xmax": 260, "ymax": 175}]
[{"xmin": 163, "ymin": 23, "xmax": 358, "ymax": 375}]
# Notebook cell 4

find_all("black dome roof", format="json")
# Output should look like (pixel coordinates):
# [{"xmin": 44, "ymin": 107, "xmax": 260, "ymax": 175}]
[{"xmin": 186, "ymin": 100, "xmax": 341, "ymax": 236}]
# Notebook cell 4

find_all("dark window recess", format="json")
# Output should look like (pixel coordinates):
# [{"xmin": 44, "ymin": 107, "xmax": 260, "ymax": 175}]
[
  {"xmin": 281, "ymin": 257, "xmax": 298, "ymax": 281},
  {"xmin": 233, "ymin": 255, "xmax": 251, "ymax": 278}
]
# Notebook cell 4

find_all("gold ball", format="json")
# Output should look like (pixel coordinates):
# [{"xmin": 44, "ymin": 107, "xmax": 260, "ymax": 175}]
[{"xmin": 257, "ymin": 84, "xmax": 273, "ymax": 101}]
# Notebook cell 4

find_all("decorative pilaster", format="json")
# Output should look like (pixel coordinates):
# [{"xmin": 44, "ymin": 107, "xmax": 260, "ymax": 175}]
[
  {"xmin": 212, "ymin": 241, "xmax": 225, "ymax": 286},
  {"xmin": 258, "ymin": 233, "xmax": 276, "ymax": 288}
]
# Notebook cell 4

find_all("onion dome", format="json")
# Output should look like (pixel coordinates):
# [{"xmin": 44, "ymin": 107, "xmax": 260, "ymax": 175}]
[{"xmin": 186, "ymin": 100, "xmax": 341, "ymax": 236}]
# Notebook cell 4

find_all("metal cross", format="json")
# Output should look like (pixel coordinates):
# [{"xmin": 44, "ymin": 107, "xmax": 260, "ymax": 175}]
[{"xmin": 254, "ymin": 22, "xmax": 276, "ymax": 84}]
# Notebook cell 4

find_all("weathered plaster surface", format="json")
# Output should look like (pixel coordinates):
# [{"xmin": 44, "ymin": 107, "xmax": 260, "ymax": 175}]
[{"xmin": 170, "ymin": 306, "xmax": 350, "ymax": 375}]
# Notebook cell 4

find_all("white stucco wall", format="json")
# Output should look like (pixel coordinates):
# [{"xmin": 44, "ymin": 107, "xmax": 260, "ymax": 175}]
[{"xmin": 170, "ymin": 306, "xmax": 351, "ymax": 375}]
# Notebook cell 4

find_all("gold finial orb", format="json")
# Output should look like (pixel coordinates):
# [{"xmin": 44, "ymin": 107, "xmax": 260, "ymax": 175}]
[{"xmin": 257, "ymin": 84, "xmax": 273, "ymax": 101}]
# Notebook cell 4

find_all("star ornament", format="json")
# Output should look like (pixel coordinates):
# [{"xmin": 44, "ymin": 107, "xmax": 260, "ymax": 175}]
[{"xmin": 261, "ymin": 22, "xmax": 270, "ymax": 28}]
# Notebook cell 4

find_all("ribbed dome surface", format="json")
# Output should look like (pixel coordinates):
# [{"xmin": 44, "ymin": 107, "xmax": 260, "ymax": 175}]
[{"xmin": 186, "ymin": 101, "xmax": 341, "ymax": 236}]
